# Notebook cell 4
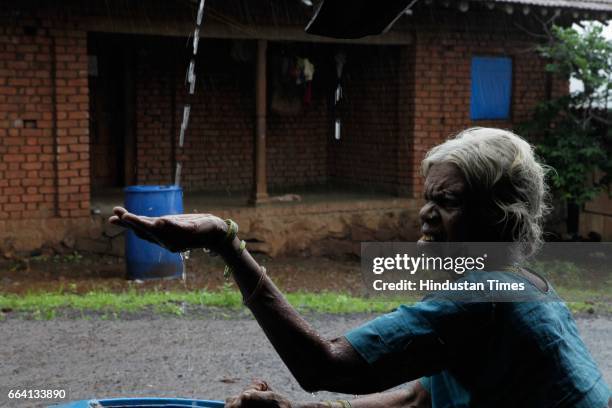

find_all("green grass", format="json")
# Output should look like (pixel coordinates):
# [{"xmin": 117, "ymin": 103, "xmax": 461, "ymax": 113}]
[
  {"xmin": 0, "ymin": 286, "xmax": 405, "ymax": 318},
  {"xmin": 0, "ymin": 286, "xmax": 609, "ymax": 319},
  {"xmin": 0, "ymin": 287, "xmax": 240, "ymax": 315}
]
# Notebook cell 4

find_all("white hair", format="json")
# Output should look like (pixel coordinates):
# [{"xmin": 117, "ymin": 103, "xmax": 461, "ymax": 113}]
[{"xmin": 421, "ymin": 127, "xmax": 551, "ymax": 257}]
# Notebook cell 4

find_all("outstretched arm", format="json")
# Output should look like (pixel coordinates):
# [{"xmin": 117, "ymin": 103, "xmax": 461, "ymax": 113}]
[
  {"xmin": 222, "ymin": 234, "xmax": 367, "ymax": 393},
  {"xmin": 109, "ymin": 208, "xmax": 430, "ymax": 394},
  {"xmin": 224, "ymin": 234, "xmax": 434, "ymax": 393}
]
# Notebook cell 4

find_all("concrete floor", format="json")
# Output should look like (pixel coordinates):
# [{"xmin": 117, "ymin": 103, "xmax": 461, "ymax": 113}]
[{"xmin": 91, "ymin": 186, "xmax": 401, "ymax": 216}]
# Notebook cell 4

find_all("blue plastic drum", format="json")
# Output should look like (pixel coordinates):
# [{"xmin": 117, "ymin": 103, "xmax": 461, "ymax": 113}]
[
  {"xmin": 124, "ymin": 185, "xmax": 184, "ymax": 280},
  {"xmin": 50, "ymin": 397, "xmax": 224, "ymax": 407}
]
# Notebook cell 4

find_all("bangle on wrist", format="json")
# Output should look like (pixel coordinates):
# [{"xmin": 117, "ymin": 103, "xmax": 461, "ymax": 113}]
[
  {"xmin": 224, "ymin": 219, "xmax": 238, "ymax": 242},
  {"xmin": 223, "ymin": 239, "xmax": 246, "ymax": 279},
  {"xmin": 204, "ymin": 219, "xmax": 238, "ymax": 256},
  {"xmin": 323, "ymin": 402, "xmax": 347, "ymax": 408}
]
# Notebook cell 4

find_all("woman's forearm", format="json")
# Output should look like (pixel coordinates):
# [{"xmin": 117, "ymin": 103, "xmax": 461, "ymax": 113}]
[
  {"xmin": 292, "ymin": 393, "xmax": 406, "ymax": 408},
  {"xmin": 349, "ymin": 382, "xmax": 430, "ymax": 408},
  {"xmin": 348, "ymin": 390, "xmax": 414, "ymax": 408},
  {"xmin": 219, "ymin": 237, "xmax": 362, "ymax": 392},
  {"xmin": 293, "ymin": 384, "xmax": 430, "ymax": 408}
]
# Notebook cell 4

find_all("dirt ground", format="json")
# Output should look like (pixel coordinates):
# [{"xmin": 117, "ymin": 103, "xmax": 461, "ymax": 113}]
[
  {"xmin": 1, "ymin": 253, "xmax": 611, "ymax": 407},
  {"xmin": 0, "ymin": 251, "xmax": 363, "ymax": 295},
  {"xmin": 0, "ymin": 313, "xmax": 611, "ymax": 408}
]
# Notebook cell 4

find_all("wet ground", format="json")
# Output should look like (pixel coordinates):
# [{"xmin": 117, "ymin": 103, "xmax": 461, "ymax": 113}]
[
  {"xmin": 0, "ymin": 251, "xmax": 363, "ymax": 296},
  {"xmin": 1, "ymin": 253, "xmax": 611, "ymax": 407},
  {"xmin": 0, "ymin": 313, "xmax": 610, "ymax": 408}
]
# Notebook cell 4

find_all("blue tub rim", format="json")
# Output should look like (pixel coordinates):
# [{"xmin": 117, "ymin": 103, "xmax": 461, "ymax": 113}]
[{"xmin": 49, "ymin": 396, "xmax": 224, "ymax": 407}]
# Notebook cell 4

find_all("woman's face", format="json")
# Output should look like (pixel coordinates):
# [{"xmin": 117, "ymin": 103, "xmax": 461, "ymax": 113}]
[{"xmin": 419, "ymin": 162, "xmax": 472, "ymax": 242}]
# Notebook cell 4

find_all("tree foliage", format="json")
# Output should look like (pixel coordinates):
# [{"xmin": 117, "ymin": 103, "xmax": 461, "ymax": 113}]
[{"xmin": 521, "ymin": 23, "xmax": 612, "ymax": 207}]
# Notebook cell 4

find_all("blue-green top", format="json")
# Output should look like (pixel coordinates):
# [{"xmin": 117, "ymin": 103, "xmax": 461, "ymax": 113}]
[{"xmin": 345, "ymin": 271, "xmax": 611, "ymax": 408}]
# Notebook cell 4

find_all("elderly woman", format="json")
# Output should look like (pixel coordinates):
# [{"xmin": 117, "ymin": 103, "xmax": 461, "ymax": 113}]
[{"xmin": 110, "ymin": 128, "xmax": 610, "ymax": 408}]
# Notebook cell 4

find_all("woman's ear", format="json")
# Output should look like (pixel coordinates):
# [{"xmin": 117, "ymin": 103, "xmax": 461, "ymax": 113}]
[{"xmin": 466, "ymin": 188, "xmax": 511, "ymax": 242}]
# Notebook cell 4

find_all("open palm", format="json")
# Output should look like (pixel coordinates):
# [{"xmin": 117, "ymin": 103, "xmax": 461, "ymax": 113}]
[{"xmin": 108, "ymin": 207, "xmax": 227, "ymax": 253}]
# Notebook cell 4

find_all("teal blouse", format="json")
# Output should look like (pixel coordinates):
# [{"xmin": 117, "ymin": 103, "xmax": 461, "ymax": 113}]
[{"xmin": 345, "ymin": 272, "xmax": 610, "ymax": 408}]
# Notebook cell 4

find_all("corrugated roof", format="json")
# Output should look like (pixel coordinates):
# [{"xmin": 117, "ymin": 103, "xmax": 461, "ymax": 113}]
[
  {"xmin": 476, "ymin": 0, "xmax": 612, "ymax": 12},
  {"xmin": 305, "ymin": 0, "xmax": 611, "ymax": 39}
]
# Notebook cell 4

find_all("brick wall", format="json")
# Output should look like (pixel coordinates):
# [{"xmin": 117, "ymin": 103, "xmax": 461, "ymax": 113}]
[
  {"xmin": 135, "ymin": 38, "xmax": 333, "ymax": 192},
  {"xmin": 135, "ymin": 38, "xmax": 177, "ymax": 187},
  {"xmin": 267, "ymin": 87, "xmax": 330, "ymax": 189},
  {"xmin": 174, "ymin": 40, "xmax": 254, "ymax": 191},
  {"xmin": 329, "ymin": 45, "xmax": 402, "ymax": 193},
  {"xmin": 136, "ymin": 39, "xmax": 256, "ymax": 191},
  {"xmin": 0, "ymin": 12, "xmax": 89, "ymax": 222},
  {"xmin": 406, "ymin": 28, "xmax": 568, "ymax": 197}
]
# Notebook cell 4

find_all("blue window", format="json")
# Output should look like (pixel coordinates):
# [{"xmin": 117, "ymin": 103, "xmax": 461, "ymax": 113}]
[{"xmin": 470, "ymin": 56, "xmax": 512, "ymax": 120}]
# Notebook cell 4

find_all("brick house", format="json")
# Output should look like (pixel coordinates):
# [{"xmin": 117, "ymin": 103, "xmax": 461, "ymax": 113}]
[{"xmin": 1, "ymin": 0, "xmax": 611, "ymax": 256}]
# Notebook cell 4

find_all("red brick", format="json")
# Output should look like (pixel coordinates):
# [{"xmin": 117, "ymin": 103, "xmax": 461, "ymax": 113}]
[
  {"xmin": 4, "ymin": 154, "xmax": 25, "ymax": 162},
  {"xmin": 4, "ymin": 203, "xmax": 25, "ymax": 211},
  {"xmin": 23, "ymin": 194, "xmax": 43, "ymax": 203},
  {"xmin": 21, "ymin": 162, "xmax": 42, "ymax": 170}
]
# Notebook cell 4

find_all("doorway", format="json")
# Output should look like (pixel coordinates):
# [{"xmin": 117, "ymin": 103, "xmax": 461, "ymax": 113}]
[{"xmin": 88, "ymin": 33, "xmax": 136, "ymax": 192}]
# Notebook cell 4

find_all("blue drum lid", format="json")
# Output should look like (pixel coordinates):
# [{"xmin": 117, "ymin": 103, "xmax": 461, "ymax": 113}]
[{"xmin": 50, "ymin": 397, "xmax": 224, "ymax": 408}]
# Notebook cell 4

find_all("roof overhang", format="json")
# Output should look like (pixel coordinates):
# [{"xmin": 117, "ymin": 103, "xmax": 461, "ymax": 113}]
[{"xmin": 305, "ymin": 0, "xmax": 612, "ymax": 39}]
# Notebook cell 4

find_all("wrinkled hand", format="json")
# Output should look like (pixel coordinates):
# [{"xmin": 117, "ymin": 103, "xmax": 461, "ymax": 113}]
[
  {"xmin": 108, "ymin": 206, "xmax": 228, "ymax": 253},
  {"xmin": 225, "ymin": 380, "xmax": 292, "ymax": 408}
]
